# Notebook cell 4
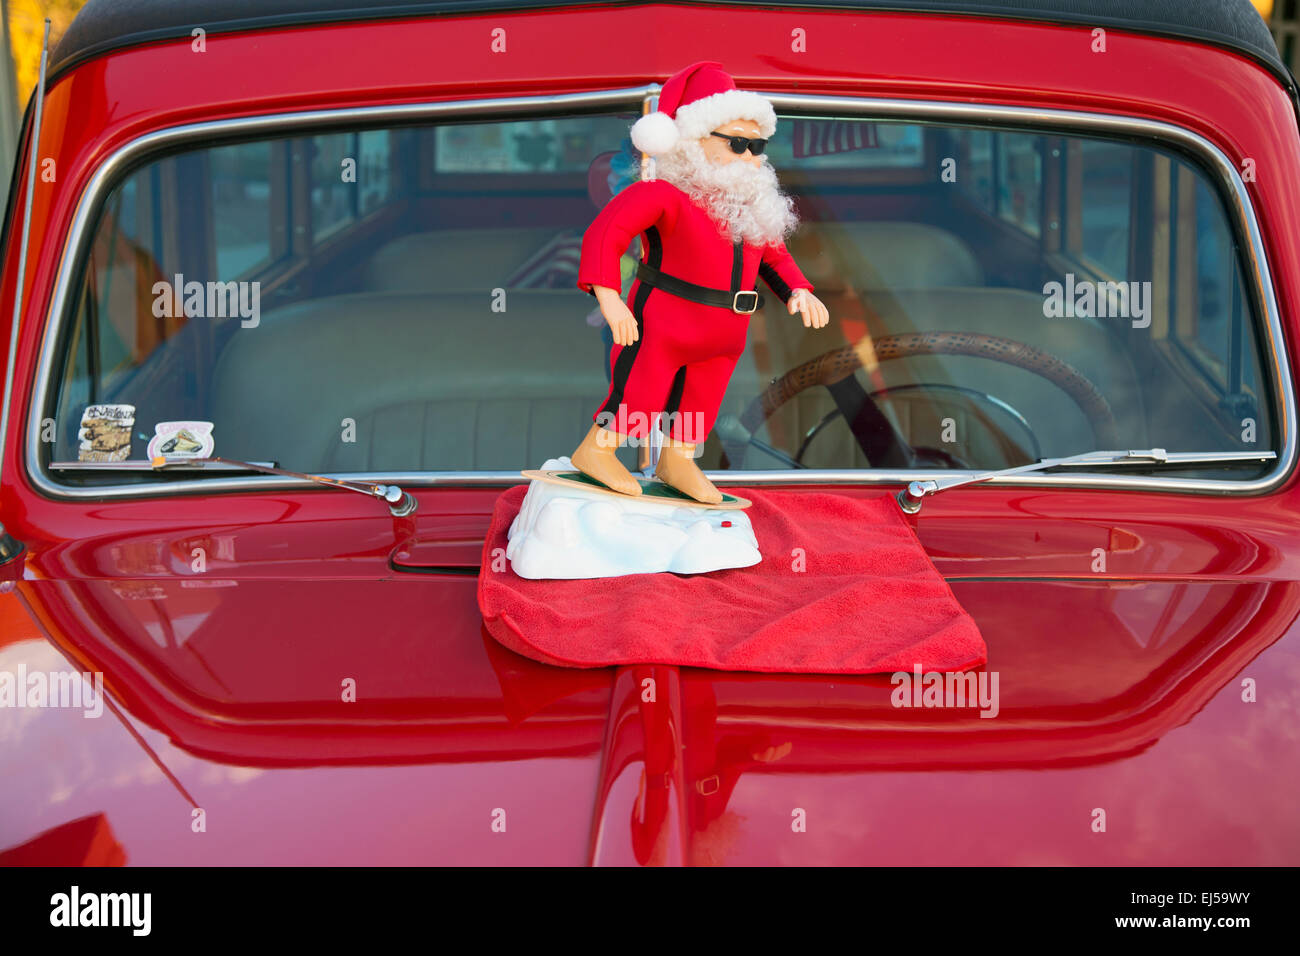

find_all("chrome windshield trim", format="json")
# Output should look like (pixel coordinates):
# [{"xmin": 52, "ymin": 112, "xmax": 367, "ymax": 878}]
[
  {"xmin": 25, "ymin": 89, "xmax": 1296, "ymax": 501},
  {"xmin": 29, "ymin": 466, "xmax": 1283, "ymax": 498}
]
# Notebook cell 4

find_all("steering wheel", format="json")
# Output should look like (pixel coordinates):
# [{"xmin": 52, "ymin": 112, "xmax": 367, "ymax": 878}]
[
  {"xmin": 798, "ymin": 382, "xmax": 1044, "ymax": 468},
  {"xmin": 722, "ymin": 331, "xmax": 1120, "ymax": 470}
]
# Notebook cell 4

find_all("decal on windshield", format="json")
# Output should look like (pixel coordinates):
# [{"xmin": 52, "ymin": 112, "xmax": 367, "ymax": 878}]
[
  {"xmin": 147, "ymin": 421, "xmax": 214, "ymax": 460},
  {"xmin": 77, "ymin": 404, "xmax": 135, "ymax": 462}
]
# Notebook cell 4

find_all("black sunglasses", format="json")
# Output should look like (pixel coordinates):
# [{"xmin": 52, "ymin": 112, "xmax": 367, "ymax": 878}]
[{"xmin": 710, "ymin": 131, "xmax": 769, "ymax": 156}]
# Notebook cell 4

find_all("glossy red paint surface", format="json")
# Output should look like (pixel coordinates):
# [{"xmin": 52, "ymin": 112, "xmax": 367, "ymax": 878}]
[{"xmin": 2, "ymin": 5, "xmax": 1300, "ymax": 864}]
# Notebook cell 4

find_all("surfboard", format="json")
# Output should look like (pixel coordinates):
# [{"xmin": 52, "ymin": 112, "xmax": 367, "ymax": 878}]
[{"xmin": 521, "ymin": 469, "xmax": 752, "ymax": 510}]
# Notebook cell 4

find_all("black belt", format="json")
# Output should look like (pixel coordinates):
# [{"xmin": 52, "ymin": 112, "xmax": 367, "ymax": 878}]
[{"xmin": 635, "ymin": 261, "xmax": 765, "ymax": 314}]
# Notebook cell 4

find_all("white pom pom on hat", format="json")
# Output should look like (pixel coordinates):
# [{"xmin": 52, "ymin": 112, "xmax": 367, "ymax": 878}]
[
  {"xmin": 631, "ymin": 61, "xmax": 777, "ymax": 157},
  {"xmin": 630, "ymin": 111, "xmax": 680, "ymax": 156}
]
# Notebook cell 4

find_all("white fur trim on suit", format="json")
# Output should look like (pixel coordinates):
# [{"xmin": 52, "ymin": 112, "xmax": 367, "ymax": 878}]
[{"xmin": 672, "ymin": 89, "xmax": 776, "ymax": 142}]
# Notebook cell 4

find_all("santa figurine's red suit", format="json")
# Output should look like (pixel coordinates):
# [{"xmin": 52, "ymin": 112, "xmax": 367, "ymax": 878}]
[{"xmin": 572, "ymin": 61, "xmax": 829, "ymax": 504}]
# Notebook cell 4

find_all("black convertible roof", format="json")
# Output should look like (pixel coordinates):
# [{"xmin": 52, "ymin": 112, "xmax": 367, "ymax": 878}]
[{"xmin": 50, "ymin": 0, "xmax": 1287, "ymax": 85}]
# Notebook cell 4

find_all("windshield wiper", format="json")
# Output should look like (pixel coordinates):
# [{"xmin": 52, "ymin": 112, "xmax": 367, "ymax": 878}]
[
  {"xmin": 153, "ymin": 456, "xmax": 418, "ymax": 516},
  {"xmin": 896, "ymin": 448, "xmax": 1278, "ymax": 513},
  {"xmin": 51, "ymin": 455, "xmax": 417, "ymax": 516}
]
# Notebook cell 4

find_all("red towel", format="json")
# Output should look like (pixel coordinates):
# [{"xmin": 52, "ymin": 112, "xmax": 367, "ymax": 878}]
[{"xmin": 478, "ymin": 486, "xmax": 986, "ymax": 674}]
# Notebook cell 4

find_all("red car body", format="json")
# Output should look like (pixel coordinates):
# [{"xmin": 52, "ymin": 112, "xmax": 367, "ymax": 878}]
[{"xmin": 1, "ymin": 1, "xmax": 1299, "ymax": 865}]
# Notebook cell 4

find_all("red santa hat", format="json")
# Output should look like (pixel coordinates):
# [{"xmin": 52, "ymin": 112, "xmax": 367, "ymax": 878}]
[{"xmin": 630, "ymin": 61, "xmax": 777, "ymax": 157}]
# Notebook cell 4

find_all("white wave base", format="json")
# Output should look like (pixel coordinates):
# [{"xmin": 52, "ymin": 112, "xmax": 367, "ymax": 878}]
[{"xmin": 507, "ymin": 458, "xmax": 762, "ymax": 580}]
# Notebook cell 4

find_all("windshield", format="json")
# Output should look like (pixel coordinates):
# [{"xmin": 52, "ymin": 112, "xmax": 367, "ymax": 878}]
[{"xmin": 42, "ymin": 109, "xmax": 1279, "ymax": 484}]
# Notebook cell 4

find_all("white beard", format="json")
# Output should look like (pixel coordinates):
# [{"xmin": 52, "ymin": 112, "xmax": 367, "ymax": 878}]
[{"xmin": 653, "ymin": 138, "xmax": 800, "ymax": 248}]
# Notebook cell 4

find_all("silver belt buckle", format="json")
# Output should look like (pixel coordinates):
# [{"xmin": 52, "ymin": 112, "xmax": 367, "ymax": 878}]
[{"xmin": 731, "ymin": 290, "xmax": 759, "ymax": 314}]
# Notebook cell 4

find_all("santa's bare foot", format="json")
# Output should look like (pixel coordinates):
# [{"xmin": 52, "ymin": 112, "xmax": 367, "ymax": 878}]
[
  {"xmin": 656, "ymin": 440, "xmax": 723, "ymax": 504},
  {"xmin": 571, "ymin": 424, "xmax": 642, "ymax": 497}
]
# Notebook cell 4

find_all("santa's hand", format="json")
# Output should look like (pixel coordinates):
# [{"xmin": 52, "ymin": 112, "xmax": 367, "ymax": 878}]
[
  {"xmin": 606, "ymin": 304, "xmax": 639, "ymax": 347},
  {"xmin": 788, "ymin": 288, "xmax": 829, "ymax": 329},
  {"xmin": 594, "ymin": 285, "xmax": 640, "ymax": 347}
]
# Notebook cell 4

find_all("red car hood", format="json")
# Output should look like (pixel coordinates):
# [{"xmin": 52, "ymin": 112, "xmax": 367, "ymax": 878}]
[{"xmin": 3, "ymin": 491, "xmax": 1299, "ymax": 865}]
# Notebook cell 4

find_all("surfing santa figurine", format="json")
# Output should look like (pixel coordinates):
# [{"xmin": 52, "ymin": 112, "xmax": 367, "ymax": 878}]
[{"xmin": 572, "ymin": 61, "xmax": 829, "ymax": 505}]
